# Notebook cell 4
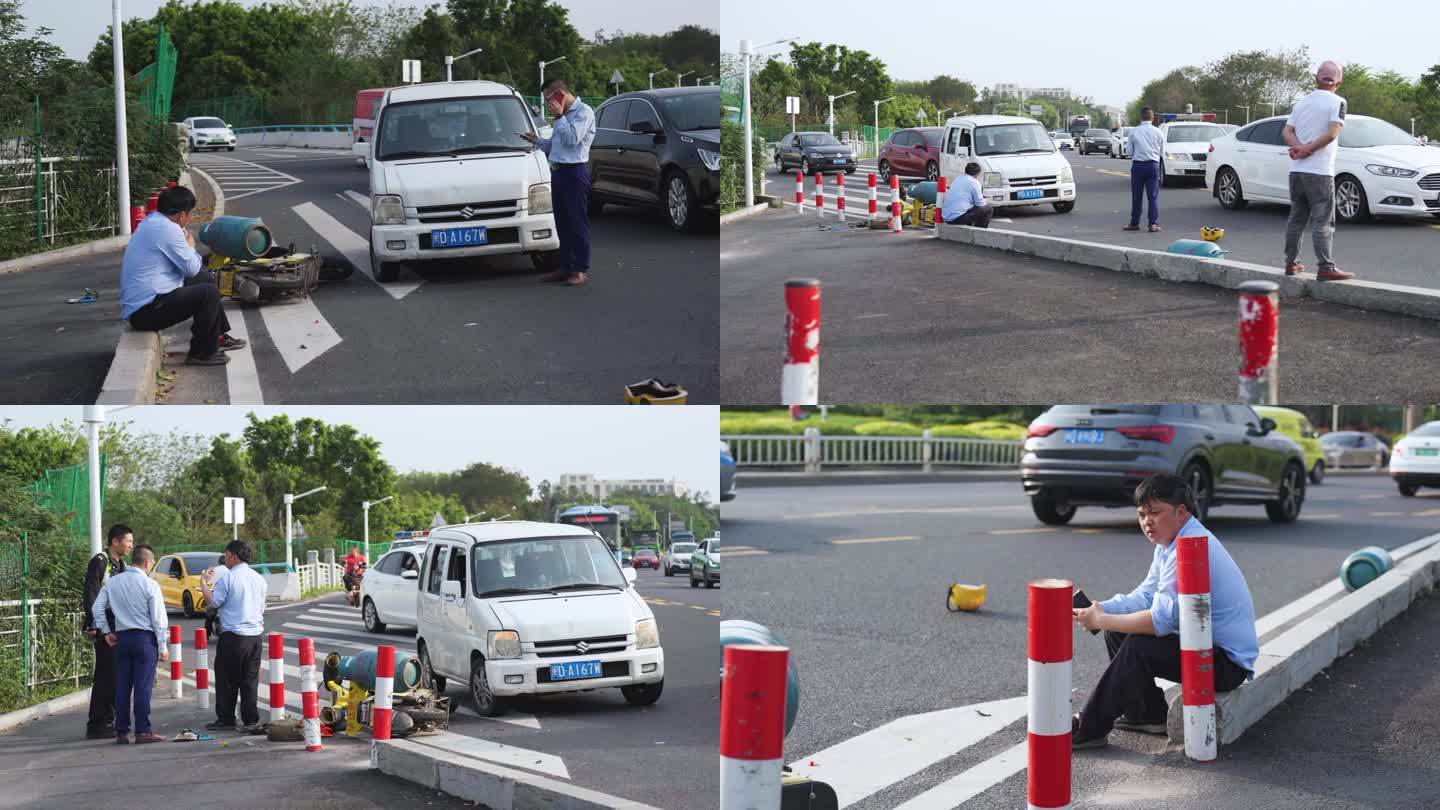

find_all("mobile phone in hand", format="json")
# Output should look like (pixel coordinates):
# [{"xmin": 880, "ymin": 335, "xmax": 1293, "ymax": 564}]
[{"xmin": 1073, "ymin": 589, "xmax": 1100, "ymax": 635}]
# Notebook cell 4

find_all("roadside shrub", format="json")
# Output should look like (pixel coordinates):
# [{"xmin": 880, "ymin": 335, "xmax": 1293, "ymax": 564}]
[
  {"xmin": 719, "ymin": 118, "xmax": 766, "ymax": 214},
  {"xmin": 853, "ymin": 421, "xmax": 923, "ymax": 437}
]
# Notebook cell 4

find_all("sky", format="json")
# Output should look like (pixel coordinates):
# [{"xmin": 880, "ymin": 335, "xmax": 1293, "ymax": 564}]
[
  {"xmin": 721, "ymin": 0, "xmax": 1439, "ymax": 108},
  {"xmin": 29, "ymin": 0, "xmax": 719, "ymax": 62},
  {"xmin": 0, "ymin": 405, "xmax": 721, "ymax": 502}
]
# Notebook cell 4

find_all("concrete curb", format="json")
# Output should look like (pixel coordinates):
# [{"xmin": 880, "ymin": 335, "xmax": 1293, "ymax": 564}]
[
  {"xmin": 0, "ymin": 687, "xmax": 92, "ymax": 734},
  {"xmin": 96, "ymin": 329, "xmax": 162, "ymax": 405},
  {"xmin": 737, "ymin": 469, "xmax": 1020, "ymax": 488},
  {"xmin": 188, "ymin": 164, "xmax": 225, "ymax": 221},
  {"xmin": 1164, "ymin": 535, "xmax": 1440, "ymax": 745},
  {"xmin": 721, "ymin": 201, "xmax": 770, "ymax": 225},
  {"xmin": 936, "ymin": 223, "xmax": 1440, "ymax": 322},
  {"xmin": 374, "ymin": 736, "xmax": 663, "ymax": 809},
  {"xmin": 0, "ymin": 236, "xmax": 130, "ymax": 276}
]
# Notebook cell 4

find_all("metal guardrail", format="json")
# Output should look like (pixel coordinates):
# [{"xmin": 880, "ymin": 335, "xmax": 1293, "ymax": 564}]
[{"xmin": 722, "ymin": 431, "xmax": 1024, "ymax": 472}]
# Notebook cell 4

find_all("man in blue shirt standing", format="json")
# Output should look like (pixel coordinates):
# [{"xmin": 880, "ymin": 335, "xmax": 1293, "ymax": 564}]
[
  {"xmin": 1124, "ymin": 108, "xmax": 1167, "ymax": 233},
  {"xmin": 201, "ymin": 540, "xmax": 268, "ymax": 733},
  {"xmin": 940, "ymin": 162, "xmax": 993, "ymax": 228},
  {"xmin": 522, "ymin": 78, "xmax": 595, "ymax": 287},
  {"xmin": 1070, "ymin": 473, "xmax": 1258, "ymax": 748},
  {"xmin": 91, "ymin": 544, "xmax": 169, "ymax": 744},
  {"xmin": 120, "ymin": 186, "xmax": 246, "ymax": 365}
]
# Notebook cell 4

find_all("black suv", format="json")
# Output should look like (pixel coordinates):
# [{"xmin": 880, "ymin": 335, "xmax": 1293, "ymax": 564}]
[
  {"xmin": 587, "ymin": 86, "xmax": 718, "ymax": 232},
  {"xmin": 1021, "ymin": 404, "xmax": 1307, "ymax": 525}
]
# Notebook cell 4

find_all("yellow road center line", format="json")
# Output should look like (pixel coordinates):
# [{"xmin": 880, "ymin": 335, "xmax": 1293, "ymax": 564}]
[{"xmin": 988, "ymin": 527, "xmax": 1058, "ymax": 535}]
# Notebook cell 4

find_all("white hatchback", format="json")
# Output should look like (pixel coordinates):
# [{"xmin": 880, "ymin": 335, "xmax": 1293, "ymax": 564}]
[
  {"xmin": 940, "ymin": 115, "xmax": 1077, "ymax": 213},
  {"xmin": 1390, "ymin": 421, "xmax": 1440, "ymax": 497},
  {"xmin": 1207, "ymin": 114, "xmax": 1440, "ymax": 223},
  {"xmin": 415, "ymin": 521, "xmax": 664, "ymax": 716},
  {"xmin": 360, "ymin": 545, "xmax": 423, "ymax": 632},
  {"xmin": 183, "ymin": 116, "xmax": 236, "ymax": 152}
]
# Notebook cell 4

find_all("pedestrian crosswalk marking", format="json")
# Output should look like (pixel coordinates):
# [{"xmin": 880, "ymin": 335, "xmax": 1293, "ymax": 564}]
[
  {"xmin": 291, "ymin": 201, "xmax": 424, "ymax": 300},
  {"xmin": 256, "ymin": 293, "xmax": 343, "ymax": 374},
  {"xmin": 222, "ymin": 301, "xmax": 264, "ymax": 405},
  {"xmin": 892, "ymin": 740, "xmax": 1028, "ymax": 810},
  {"xmin": 188, "ymin": 154, "xmax": 301, "ymax": 200}
]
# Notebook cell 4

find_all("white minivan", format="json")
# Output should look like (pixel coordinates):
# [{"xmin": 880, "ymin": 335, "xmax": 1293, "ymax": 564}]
[
  {"xmin": 939, "ymin": 115, "xmax": 1076, "ymax": 214},
  {"xmin": 366, "ymin": 80, "xmax": 562, "ymax": 282},
  {"xmin": 415, "ymin": 521, "xmax": 665, "ymax": 716}
]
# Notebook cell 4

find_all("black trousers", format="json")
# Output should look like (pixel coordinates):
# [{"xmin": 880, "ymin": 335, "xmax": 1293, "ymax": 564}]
[
  {"xmin": 215, "ymin": 632, "xmax": 262, "ymax": 725},
  {"xmin": 86, "ymin": 636, "xmax": 117, "ymax": 730},
  {"xmin": 1077, "ymin": 630, "xmax": 1249, "ymax": 740},
  {"xmin": 946, "ymin": 206, "xmax": 993, "ymax": 228},
  {"xmin": 551, "ymin": 163, "xmax": 591, "ymax": 273},
  {"xmin": 128, "ymin": 272, "xmax": 231, "ymax": 358}
]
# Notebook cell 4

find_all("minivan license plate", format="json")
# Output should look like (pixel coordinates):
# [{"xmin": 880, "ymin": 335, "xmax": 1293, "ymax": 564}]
[
  {"xmin": 1064, "ymin": 429, "xmax": 1105, "ymax": 445},
  {"xmin": 1415, "ymin": 447, "xmax": 1439, "ymax": 457},
  {"xmin": 431, "ymin": 226, "xmax": 487, "ymax": 248},
  {"xmin": 1016, "ymin": 188, "xmax": 1045, "ymax": 200},
  {"xmin": 549, "ymin": 660, "xmax": 602, "ymax": 681}
]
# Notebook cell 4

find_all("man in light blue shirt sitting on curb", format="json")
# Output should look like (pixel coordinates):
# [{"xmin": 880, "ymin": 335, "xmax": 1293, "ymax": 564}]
[
  {"xmin": 1070, "ymin": 473, "xmax": 1258, "ymax": 749},
  {"xmin": 940, "ymin": 162, "xmax": 993, "ymax": 228}
]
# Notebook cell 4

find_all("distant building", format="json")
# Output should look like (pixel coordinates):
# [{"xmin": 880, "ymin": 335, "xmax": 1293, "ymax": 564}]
[
  {"xmin": 994, "ymin": 84, "xmax": 1073, "ymax": 100},
  {"xmin": 558, "ymin": 473, "xmax": 688, "ymax": 499}
]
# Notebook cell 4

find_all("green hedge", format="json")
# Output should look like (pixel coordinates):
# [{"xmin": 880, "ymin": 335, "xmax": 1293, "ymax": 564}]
[{"xmin": 720, "ymin": 118, "xmax": 767, "ymax": 214}]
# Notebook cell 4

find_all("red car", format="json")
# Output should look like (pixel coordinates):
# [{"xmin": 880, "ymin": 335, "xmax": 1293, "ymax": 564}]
[
  {"xmin": 878, "ymin": 127, "xmax": 944, "ymax": 183},
  {"xmin": 633, "ymin": 548, "xmax": 660, "ymax": 569}
]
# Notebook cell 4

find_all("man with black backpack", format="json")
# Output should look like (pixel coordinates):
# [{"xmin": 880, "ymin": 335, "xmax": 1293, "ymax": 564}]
[{"xmin": 81, "ymin": 525, "xmax": 133, "ymax": 739}]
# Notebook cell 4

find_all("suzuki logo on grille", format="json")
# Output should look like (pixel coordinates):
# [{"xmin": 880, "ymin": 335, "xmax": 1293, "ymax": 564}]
[
  {"xmin": 459, "ymin": 206, "xmax": 478, "ymax": 219},
  {"xmin": 574, "ymin": 641, "xmax": 590, "ymax": 654}
]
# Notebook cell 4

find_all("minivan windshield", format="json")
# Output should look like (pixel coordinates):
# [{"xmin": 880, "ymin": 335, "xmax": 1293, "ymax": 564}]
[
  {"xmin": 1166, "ymin": 125, "xmax": 1224, "ymax": 143},
  {"xmin": 657, "ymin": 91, "xmax": 720, "ymax": 131},
  {"xmin": 192, "ymin": 118, "xmax": 226, "ymax": 129},
  {"xmin": 1339, "ymin": 117, "xmax": 1419, "ymax": 148},
  {"xmin": 799, "ymin": 133, "xmax": 841, "ymax": 147},
  {"xmin": 470, "ymin": 534, "xmax": 627, "ymax": 597},
  {"xmin": 376, "ymin": 95, "xmax": 534, "ymax": 161},
  {"xmin": 671, "ymin": 542, "xmax": 697, "ymax": 554},
  {"xmin": 974, "ymin": 123, "xmax": 1055, "ymax": 156}
]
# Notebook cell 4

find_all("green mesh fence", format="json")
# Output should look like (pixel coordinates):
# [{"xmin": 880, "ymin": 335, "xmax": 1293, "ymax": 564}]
[
  {"xmin": 133, "ymin": 21, "xmax": 177, "ymax": 124},
  {"xmin": 27, "ymin": 457, "xmax": 107, "ymax": 542},
  {"xmin": 172, "ymin": 95, "xmax": 267, "ymax": 128}
]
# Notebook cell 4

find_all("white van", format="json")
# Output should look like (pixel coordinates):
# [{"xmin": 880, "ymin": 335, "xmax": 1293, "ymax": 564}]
[
  {"xmin": 367, "ymin": 80, "xmax": 562, "ymax": 282},
  {"xmin": 414, "ymin": 521, "xmax": 664, "ymax": 716},
  {"xmin": 939, "ymin": 115, "xmax": 1076, "ymax": 213}
]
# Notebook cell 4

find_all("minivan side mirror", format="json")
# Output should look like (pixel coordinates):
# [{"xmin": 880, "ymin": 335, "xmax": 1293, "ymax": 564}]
[
  {"xmin": 1259, "ymin": 417, "xmax": 1277, "ymax": 434},
  {"xmin": 401, "ymin": 569, "xmax": 418, "ymax": 580},
  {"xmin": 624, "ymin": 567, "xmax": 637, "ymax": 584},
  {"xmin": 441, "ymin": 580, "xmax": 461, "ymax": 598}
]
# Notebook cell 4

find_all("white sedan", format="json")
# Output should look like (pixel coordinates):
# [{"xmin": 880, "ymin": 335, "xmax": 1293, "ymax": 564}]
[
  {"xmin": 1391, "ymin": 421, "xmax": 1440, "ymax": 497},
  {"xmin": 1207, "ymin": 114, "xmax": 1440, "ymax": 223},
  {"xmin": 360, "ymin": 545, "xmax": 423, "ymax": 632},
  {"xmin": 1109, "ymin": 127, "xmax": 1132, "ymax": 159},
  {"xmin": 1051, "ymin": 132, "xmax": 1075, "ymax": 151},
  {"xmin": 1159, "ymin": 121, "xmax": 1228, "ymax": 186}
]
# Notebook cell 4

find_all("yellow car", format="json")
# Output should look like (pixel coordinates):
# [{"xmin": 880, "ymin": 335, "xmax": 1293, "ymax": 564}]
[
  {"xmin": 151, "ymin": 551, "xmax": 224, "ymax": 617},
  {"xmin": 1253, "ymin": 406, "xmax": 1325, "ymax": 485}
]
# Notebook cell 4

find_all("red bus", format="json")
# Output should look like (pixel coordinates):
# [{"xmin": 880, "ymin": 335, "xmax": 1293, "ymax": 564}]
[{"xmin": 352, "ymin": 87, "xmax": 387, "ymax": 166}]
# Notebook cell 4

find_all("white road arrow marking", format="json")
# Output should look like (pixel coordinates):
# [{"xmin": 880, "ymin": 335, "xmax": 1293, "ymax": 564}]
[
  {"xmin": 291, "ymin": 201, "xmax": 423, "ymax": 300},
  {"xmin": 256, "ymin": 295, "xmax": 343, "ymax": 374}
]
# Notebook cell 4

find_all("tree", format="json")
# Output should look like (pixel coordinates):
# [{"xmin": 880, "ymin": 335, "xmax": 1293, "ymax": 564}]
[
  {"xmin": 0, "ymin": 0, "xmax": 69, "ymax": 117},
  {"xmin": 1340, "ymin": 64, "xmax": 1422, "ymax": 132},
  {"xmin": 399, "ymin": 462, "xmax": 531, "ymax": 517},
  {"xmin": 786, "ymin": 42, "xmax": 893, "ymax": 127},
  {"xmin": 1128, "ymin": 67, "xmax": 1207, "ymax": 125},
  {"xmin": 1199, "ymin": 47, "xmax": 1311, "ymax": 116},
  {"xmin": 446, "ymin": 0, "xmax": 583, "ymax": 91},
  {"xmin": 103, "ymin": 489, "xmax": 186, "ymax": 547}
]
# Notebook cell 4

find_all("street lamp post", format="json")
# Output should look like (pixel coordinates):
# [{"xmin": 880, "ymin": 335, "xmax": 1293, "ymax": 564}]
[
  {"xmin": 111, "ymin": 1, "xmax": 131, "ymax": 236},
  {"xmin": 740, "ymin": 37, "xmax": 796, "ymax": 209},
  {"xmin": 285, "ymin": 486, "xmax": 327, "ymax": 571},
  {"xmin": 698, "ymin": 75, "xmax": 713, "ymax": 86},
  {"xmin": 649, "ymin": 69, "xmax": 668, "ymax": 90},
  {"xmin": 828, "ymin": 90, "xmax": 855, "ymax": 136},
  {"xmin": 445, "ymin": 46, "xmax": 484, "ymax": 82},
  {"xmin": 873, "ymin": 96, "xmax": 895, "ymax": 160},
  {"xmin": 676, "ymin": 70, "xmax": 694, "ymax": 87},
  {"xmin": 83, "ymin": 406, "xmax": 105, "ymax": 555},
  {"xmin": 538, "ymin": 55, "xmax": 567, "ymax": 95},
  {"xmin": 362, "ymin": 495, "xmax": 393, "ymax": 562},
  {"xmin": 1412, "ymin": 118, "xmax": 1418, "ymax": 136}
]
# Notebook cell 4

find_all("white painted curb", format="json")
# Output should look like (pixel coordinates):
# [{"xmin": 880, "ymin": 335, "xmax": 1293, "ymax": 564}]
[
  {"xmin": 0, "ymin": 687, "xmax": 92, "ymax": 734},
  {"xmin": 720, "ymin": 201, "xmax": 770, "ymax": 226},
  {"xmin": 936, "ymin": 224, "xmax": 1440, "ymax": 322},
  {"xmin": 374, "ymin": 737, "xmax": 663, "ymax": 809},
  {"xmin": 1164, "ymin": 534, "xmax": 1440, "ymax": 745}
]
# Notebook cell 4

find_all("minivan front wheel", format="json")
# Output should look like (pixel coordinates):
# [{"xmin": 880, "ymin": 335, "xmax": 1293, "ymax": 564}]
[
  {"xmin": 665, "ymin": 171, "xmax": 698, "ymax": 232},
  {"xmin": 621, "ymin": 679, "xmax": 663, "ymax": 706},
  {"xmin": 419, "ymin": 642, "xmax": 446, "ymax": 694},
  {"xmin": 1031, "ymin": 495, "xmax": 1076, "ymax": 525},
  {"xmin": 469, "ymin": 658, "xmax": 508, "ymax": 717},
  {"xmin": 369, "ymin": 242, "xmax": 400, "ymax": 283},
  {"xmin": 1265, "ymin": 463, "xmax": 1306, "ymax": 523}
]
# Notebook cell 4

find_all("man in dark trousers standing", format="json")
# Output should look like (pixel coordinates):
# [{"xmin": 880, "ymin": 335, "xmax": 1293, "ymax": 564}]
[
  {"xmin": 201, "ymin": 540, "xmax": 268, "ymax": 732},
  {"xmin": 522, "ymin": 77, "xmax": 596, "ymax": 287},
  {"xmin": 81, "ymin": 524, "xmax": 133, "ymax": 739},
  {"xmin": 1123, "ymin": 108, "xmax": 1167, "ymax": 233}
]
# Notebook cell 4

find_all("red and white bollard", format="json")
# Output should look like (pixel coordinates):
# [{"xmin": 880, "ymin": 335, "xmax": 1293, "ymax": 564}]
[
  {"xmin": 835, "ymin": 173, "xmax": 846, "ymax": 223},
  {"xmin": 935, "ymin": 176, "xmax": 948, "ymax": 226},
  {"xmin": 720, "ymin": 643, "xmax": 789, "ymax": 810},
  {"xmin": 1028, "ymin": 578, "xmax": 1073, "ymax": 810},
  {"xmin": 794, "ymin": 172, "xmax": 804, "ymax": 213},
  {"xmin": 129, "ymin": 205, "xmax": 144, "ymax": 232},
  {"xmin": 867, "ymin": 173, "xmax": 878, "ymax": 220},
  {"xmin": 1177, "ymin": 535, "xmax": 1217, "ymax": 762},
  {"xmin": 814, "ymin": 172, "xmax": 824, "ymax": 220},
  {"xmin": 194, "ymin": 629, "xmax": 209, "ymax": 710},
  {"xmin": 168, "ymin": 625, "xmax": 182, "ymax": 699},
  {"xmin": 889, "ymin": 174, "xmax": 903, "ymax": 233},
  {"xmin": 268, "ymin": 633, "xmax": 286, "ymax": 723},
  {"xmin": 372, "ymin": 644, "xmax": 395, "ymax": 741},
  {"xmin": 781, "ymin": 279, "xmax": 821, "ymax": 406},
  {"xmin": 299, "ymin": 638, "xmax": 322, "ymax": 752},
  {"xmin": 1237, "ymin": 280, "xmax": 1278, "ymax": 405}
]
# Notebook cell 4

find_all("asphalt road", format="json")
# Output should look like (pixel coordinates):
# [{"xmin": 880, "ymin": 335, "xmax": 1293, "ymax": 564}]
[
  {"xmin": 721, "ymin": 474, "xmax": 1440, "ymax": 809},
  {"xmin": 757, "ymin": 153, "xmax": 1440, "ymax": 288},
  {"xmin": 721, "ymin": 196, "xmax": 1440, "ymax": 403},
  {"xmin": 0, "ymin": 251, "xmax": 123, "ymax": 404},
  {"xmin": 4, "ymin": 574, "xmax": 717, "ymax": 809}
]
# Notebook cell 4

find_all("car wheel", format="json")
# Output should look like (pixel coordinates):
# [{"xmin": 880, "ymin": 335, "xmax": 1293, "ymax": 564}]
[
  {"xmin": 1030, "ymin": 495, "xmax": 1076, "ymax": 525},
  {"xmin": 1334, "ymin": 175, "xmax": 1370, "ymax": 224},
  {"xmin": 665, "ymin": 170, "xmax": 698, "ymax": 232},
  {"xmin": 877, "ymin": 160, "xmax": 893, "ymax": 183},
  {"xmin": 689, "ymin": 572, "xmax": 699, "ymax": 588},
  {"xmin": 801, "ymin": 157, "xmax": 812, "ymax": 176},
  {"xmin": 664, "ymin": 566, "xmax": 673, "ymax": 577},
  {"xmin": 1215, "ymin": 167, "xmax": 1248, "ymax": 210},
  {"xmin": 362, "ymin": 597, "xmax": 386, "ymax": 633},
  {"xmin": 925, "ymin": 161, "xmax": 939, "ymax": 182},
  {"xmin": 1398, "ymin": 481, "xmax": 1419, "ymax": 497},
  {"xmin": 1309, "ymin": 460, "xmax": 1325, "ymax": 485},
  {"xmin": 775, "ymin": 155, "xmax": 785, "ymax": 174},
  {"xmin": 227, "ymin": 146, "xmax": 235, "ymax": 152},
  {"xmin": 1265, "ymin": 463, "xmax": 1306, "ymax": 523},
  {"xmin": 188, "ymin": 141, "xmax": 197, "ymax": 153},
  {"xmin": 419, "ymin": 643, "xmax": 446, "ymax": 694},
  {"xmin": 369, "ymin": 242, "xmax": 400, "ymax": 283},
  {"xmin": 705, "ymin": 576, "xmax": 716, "ymax": 589},
  {"xmin": 1160, "ymin": 161, "xmax": 1172, "ymax": 187},
  {"xmin": 469, "ymin": 657, "xmax": 507, "ymax": 717},
  {"xmin": 621, "ymin": 679, "xmax": 663, "ymax": 706},
  {"xmin": 182, "ymin": 591, "xmax": 197, "ymax": 619},
  {"xmin": 1181, "ymin": 460, "xmax": 1213, "ymax": 522},
  {"xmin": 1053, "ymin": 200, "xmax": 1075, "ymax": 213}
]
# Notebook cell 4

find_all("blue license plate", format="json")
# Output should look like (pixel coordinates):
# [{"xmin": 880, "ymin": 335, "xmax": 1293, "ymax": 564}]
[
  {"xmin": 1064, "ymin": 429, "xmax": 1105, "ymax": 445},
  {"xmin": 431, "ymin": 226, "xmax": 487, "ymax": 248},
  {"xmin": 549, "ymin": 659, "xmax": 602, "ymax": 681},
  {"xmin": 833, "ymin": 157, "xmax": 847, "ymax": 163},
  {"xmin": 1415, "ymin": 447, "xmax": 1439, "ymax": 457},
  {"xmin": 1016, "ymin": 188, "xmax": 1045, "ymax": 200}
]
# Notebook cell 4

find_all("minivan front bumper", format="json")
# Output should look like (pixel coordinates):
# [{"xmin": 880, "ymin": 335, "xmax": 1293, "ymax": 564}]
[
  {"xmin": 987, "ymin": 182, "xmax": 1076, "ymax": 208},
  {"xmin": 486, "ymin": 647, "xmax": 664, "ymax": 697},
  {"xmin": 372, "ymin": 211, "xmax": 560, "ymax": 262}
]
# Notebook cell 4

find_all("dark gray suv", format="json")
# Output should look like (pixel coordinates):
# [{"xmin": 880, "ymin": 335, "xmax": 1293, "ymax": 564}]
[{"xmin": 1021, "ymin": 404, "xmax": 1307, "ymax": 525}]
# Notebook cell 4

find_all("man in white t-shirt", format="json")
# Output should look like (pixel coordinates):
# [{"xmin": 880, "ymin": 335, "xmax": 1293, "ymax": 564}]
[{"xmin": 1281, "ymin": 61, "xmax": 1354, "ymax": 281}]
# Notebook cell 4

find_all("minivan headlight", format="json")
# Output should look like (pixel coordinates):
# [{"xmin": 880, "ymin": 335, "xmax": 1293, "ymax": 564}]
[
  {"xmin": 635, "ymin": 618, "xmax": 659, "ymax": 649},
  {"xmin": 1060, "ymin": 166, "xmax": 1074, "ymax": 184},
  {"xmin": 488, "ymin": 630, "xmax": 521, "ymax": 659},
  {"xmin": 372, "ymin": 194, "xmax": 406, "ymax": 225},
  {"xmin": 982, "ymin": 172, "xmax": 1002, "ymax": 189},
  {"xmin": 697, "ymin": 147, "xmax": 720, "ymax": 172},
  {"xmin": 528, "ymin": 183, "xmax": 553, "ymax": 214},
  {"xmin": 1365, "ymin": 164, "xmax": 1418, "ymax": 178}
]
